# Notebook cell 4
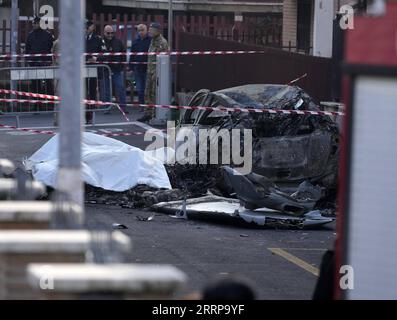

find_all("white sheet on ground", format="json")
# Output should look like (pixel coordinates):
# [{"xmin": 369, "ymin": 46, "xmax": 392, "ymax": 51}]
[{"xmin": 24, "ymin": 132, "xmax": 172, "ymax": 191}]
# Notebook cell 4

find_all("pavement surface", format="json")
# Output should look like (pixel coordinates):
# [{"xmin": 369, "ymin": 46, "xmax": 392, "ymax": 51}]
[{"xmin": 0, "ymin": 107, "xmax": 337, "ymax": 300}]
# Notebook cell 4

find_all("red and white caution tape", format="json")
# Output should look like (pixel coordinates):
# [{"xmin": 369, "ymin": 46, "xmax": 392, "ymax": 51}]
[
  {"xmin": 0, "ymin": 98, "xmax": 111, "ymax": 106},
  {"xmin": 0, "ymin": 88, "xmax": 103, "ymax": 104},
  {"xmin": 1, "ymin": 89, "xmax": 345, "ymax": 117},
  {"xmin": 0, "ymin": 123, "xmax": 56, "ymax": 135},
  {"xmin": 0, "ymin": 88, "xmax": 128, "ymax": 123},
  {"xmin": 0, "ymin": 88, "xmax": 59, "ymax": 100},
  {"xmin": 0, "ymin": 60, "xmax": 183, "ymax": 65},
  {"xmin": 113, "ymin": 104, "xmax": 130, "ymax": 122},
  {"xmin": 0, "ymin": 98, "xmax": 345, "ymax": 117},
  {"xmin": 0, "ymin": 98, "xmax": 129, "ymax": 122},
  {"xmin": 0, "ymin": 50, "xmax": 268, "ymax": 60},
  {"xmin": 139, "ymin": 103, "xmax": 345, "ymax": 117},
  {"xmin": 0, "ymin": 98, "xmax": 59, "ymax": 105},
  {"xmin": 287, "ymin": 73, "xmax": 308, "ymax": 85},
  {"xmin": 0, "ymin": 89, "xmax": 116, "ymax": 107}
]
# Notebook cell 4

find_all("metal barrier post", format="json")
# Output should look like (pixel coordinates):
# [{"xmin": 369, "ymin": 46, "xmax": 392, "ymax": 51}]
[
  {"xmin": 57, "ymin": 0, "xmax": 84, "ymax": 224},
  {"xmin": 154, "ymin": 54, "xmax": 171, "ymax": 125}
]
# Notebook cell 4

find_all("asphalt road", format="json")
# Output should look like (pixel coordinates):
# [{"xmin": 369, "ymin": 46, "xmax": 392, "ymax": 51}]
[{"xmin": 0, "ymin": 108, "xmax": 336, "ymax": 300}]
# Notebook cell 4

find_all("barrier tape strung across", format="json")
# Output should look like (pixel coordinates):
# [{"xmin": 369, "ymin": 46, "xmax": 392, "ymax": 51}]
[
  {"xmin": 0, "ymin": 123, "xmax": 164, "ymax": 137},
  {"xmin": 0, "ymin": 98, "xmax": 345, "ymax": 117},
  {"xmin": 0, "ymin": 88, "xmax": 59, "ymax": 100},
  {"xmin": 0, "ymin": 50, "xmax": 267, "ymax": 59},
  {"xmin": 0, "ymin": 60, "xmax": 183, "ymax": 65},
  {"xmin": 287, "ymin": 73, "xmax": 308, "ymax": 85},
  {"xmin": 0, "ymin": 98, "xmax": 130, "ymax": 122},
  {"xmin": 0, "ymin": 89, "xmax": 345, "ymax": 117},
  {"xmin": 0, "ymin": 89, "xmax": 130, "ymax": 121},
  {"xmin": 0, "ymin": 89, "xmax": 116, "ymax": 106},
  {"xmin": 112, "ymin": 103, "xmax": 130, "ymax": 122},
  {"xmin": 0, "ymin": 123, "xmax": 55, "ymax": 135},
  {"xmin": 0, "ymin": 98, "xmax": 112, "ymax": 106},
  {"xmin": 0, "ymin": 98, "xmax": 59, "ymax": 105}
]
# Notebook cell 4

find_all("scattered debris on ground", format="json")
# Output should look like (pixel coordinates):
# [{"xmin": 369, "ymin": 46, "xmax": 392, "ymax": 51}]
[
  {"xmin": 26, "ymin": 84, "xmax": 339, "ymax": 229},
  {"xmin": 112, "ymin": 223, "xmax": 128, "ymax": 229},
  {"xmin": 85, "ymin": 164, "xmax": 233, "ymax": 208},
  {"xmin": 223, "ymin": 166, "xmax": 322, "ymax": 215},
  {"xmin": 85, "ymin": 184, "xmax": 187, "ymax": 208},
  {"xmin": 85, "ymin": 163, "xmax": 336, "ymax": 217},
  {"xmin": 152, "ymin": 195, "xmax": 334, "ymax": 229}
]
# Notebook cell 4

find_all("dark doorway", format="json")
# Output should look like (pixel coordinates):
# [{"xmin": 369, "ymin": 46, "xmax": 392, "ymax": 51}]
[{"xmin": 297, "ymin": 0, "xmax": 312, "ymax": 52}]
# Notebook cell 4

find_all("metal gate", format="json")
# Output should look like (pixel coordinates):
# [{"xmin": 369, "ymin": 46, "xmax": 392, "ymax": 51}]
[{"xmin": 0, "ymin": 64, "xmax": 112, "ymax": 126}]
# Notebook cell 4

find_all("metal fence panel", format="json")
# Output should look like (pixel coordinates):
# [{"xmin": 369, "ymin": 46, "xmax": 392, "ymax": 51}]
[
  {"xmin": 176, "ymin": 32, "xmax": 333, "ymax": 103},
  {"xmin": 0, "ymin": 65, "xmax": 112, "ymax": 125}
]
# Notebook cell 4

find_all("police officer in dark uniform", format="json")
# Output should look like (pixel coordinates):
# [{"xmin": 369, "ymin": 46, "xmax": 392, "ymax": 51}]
[
  {"xmin": 85, "ymin": 20, "xmax": 107, "ymax": 124},
  {"xmin": 25, "ymin": 16, "xmax": 55, "ymax": 94}
]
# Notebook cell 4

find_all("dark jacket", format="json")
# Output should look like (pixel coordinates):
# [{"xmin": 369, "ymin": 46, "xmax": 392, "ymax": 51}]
[
  {"xmin": 130, "ymin": 35, "xmax": 151, "ymax": 73},
  {"xmin": 85, "ymin": 33, "xmax": 106, "ymax": 63},
  {"xmin": 104, "ymin": 37, "xmax": 126, "ymax": 73},
  {"xmin": 25, "ymin": 28, "xmax": 54, "ymax": 65}
]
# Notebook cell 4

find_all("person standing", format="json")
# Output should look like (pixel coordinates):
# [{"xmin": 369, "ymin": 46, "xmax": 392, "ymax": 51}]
[
  {"xmin": 102, "ymin": 25, "xmax": 127, "ymax": 114},
  {"xmin": 25, "ymin": 16, "xmax": 55, "ymax": 95},
  {"xmin": 85, "ymin": 20, "xmax": 107, "ymax": 124},
  {"xmin": 130, "ymin": 24, "xmax": 151, "ymax": 108},
  {"xmin": 138, "ymin": 22, "xmax": 169, "ymax": 123}
]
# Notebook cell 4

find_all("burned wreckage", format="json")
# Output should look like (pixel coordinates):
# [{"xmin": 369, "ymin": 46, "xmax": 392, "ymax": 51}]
[
  {"xmin": 177, "ymin": 84, "xmax": 339, "ymax": 189},
  {"xmin": 95, "ymin": 84, "xmax": 338, "ymax": 228},
  {"xmin": 30, "ymin": 84, "xmax": 340, "ymax": 228}
]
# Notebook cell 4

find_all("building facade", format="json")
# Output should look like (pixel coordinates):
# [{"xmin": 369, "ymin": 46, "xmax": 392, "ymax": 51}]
[
  {"xmin": 282, "ymin": 0, "xmax": 368, "ymax": 57},
  {"xmin": 100, "ymin": 0, "xmax": 283, "ymax": 15}
]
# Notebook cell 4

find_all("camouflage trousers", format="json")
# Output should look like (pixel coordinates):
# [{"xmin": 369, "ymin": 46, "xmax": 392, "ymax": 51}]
[{"xmin": 144, "ymin": 71, "xmax": 156, "ymax": 118}]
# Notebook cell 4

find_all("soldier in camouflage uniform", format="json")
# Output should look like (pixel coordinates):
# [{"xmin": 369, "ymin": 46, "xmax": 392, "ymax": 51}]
[{"xmin": 138, "ymin": 22, "xmax": 169, "ymax": 122}]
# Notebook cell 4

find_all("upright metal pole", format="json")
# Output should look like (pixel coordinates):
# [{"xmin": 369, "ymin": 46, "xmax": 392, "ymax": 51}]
[
  {"xmin": 154, "ymin": 54, "xmax": 171, "ymax": 125},
  {"xmin": 33, "ymin": 0, "xmax": 40, "ymax": 16},
  {"xmin": 168, "ymin": 0, "xmax": 173, "ymax": 49},
  {"xmin": 10, "ymin": 0, "xmax": 18, "ymax": 113},
  {"xmin": 58, "ymin": 0, "xmax": 85, "ymax": 224}
]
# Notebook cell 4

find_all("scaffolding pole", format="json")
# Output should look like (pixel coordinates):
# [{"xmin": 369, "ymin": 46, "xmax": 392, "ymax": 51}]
[{"xmin": 57, "ymin": 0, "xmax": 85, "ymax": 225}]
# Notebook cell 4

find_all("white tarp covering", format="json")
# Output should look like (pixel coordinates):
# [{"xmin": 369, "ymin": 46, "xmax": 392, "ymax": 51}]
[{"xmin": 24, "ymin": 133, "xmax": 172, "ymax": 191}]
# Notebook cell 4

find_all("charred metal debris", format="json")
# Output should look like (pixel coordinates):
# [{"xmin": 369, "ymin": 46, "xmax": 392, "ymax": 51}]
[{"xmin": 85, "ymin": 84, "xmax": 339, "ymax": 221}]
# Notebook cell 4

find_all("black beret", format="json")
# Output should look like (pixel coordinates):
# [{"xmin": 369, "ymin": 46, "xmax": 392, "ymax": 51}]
[
  {"xmin": 86, "ymin": 20, "xmax": 94, "ymax": 28},
  {"xmin": 150, "ymin": 22, "xmax": 161, "ymax": 29}
]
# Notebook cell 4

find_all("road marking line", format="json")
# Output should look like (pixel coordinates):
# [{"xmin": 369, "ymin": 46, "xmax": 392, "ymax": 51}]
[
  {"xmin": 279, "ymin": 248, "xmax": 327, "ymax": 251},
  {"xmin": 0, "ymin": 119, "xmax": 170, "ymax": 140},
  {"xmin": 130, "ymin": 121, "xmax": 168, "ymax": 138},
  {"xmin": 268, "ymin": 247, "xmax": 320, "ymax": 276}
]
